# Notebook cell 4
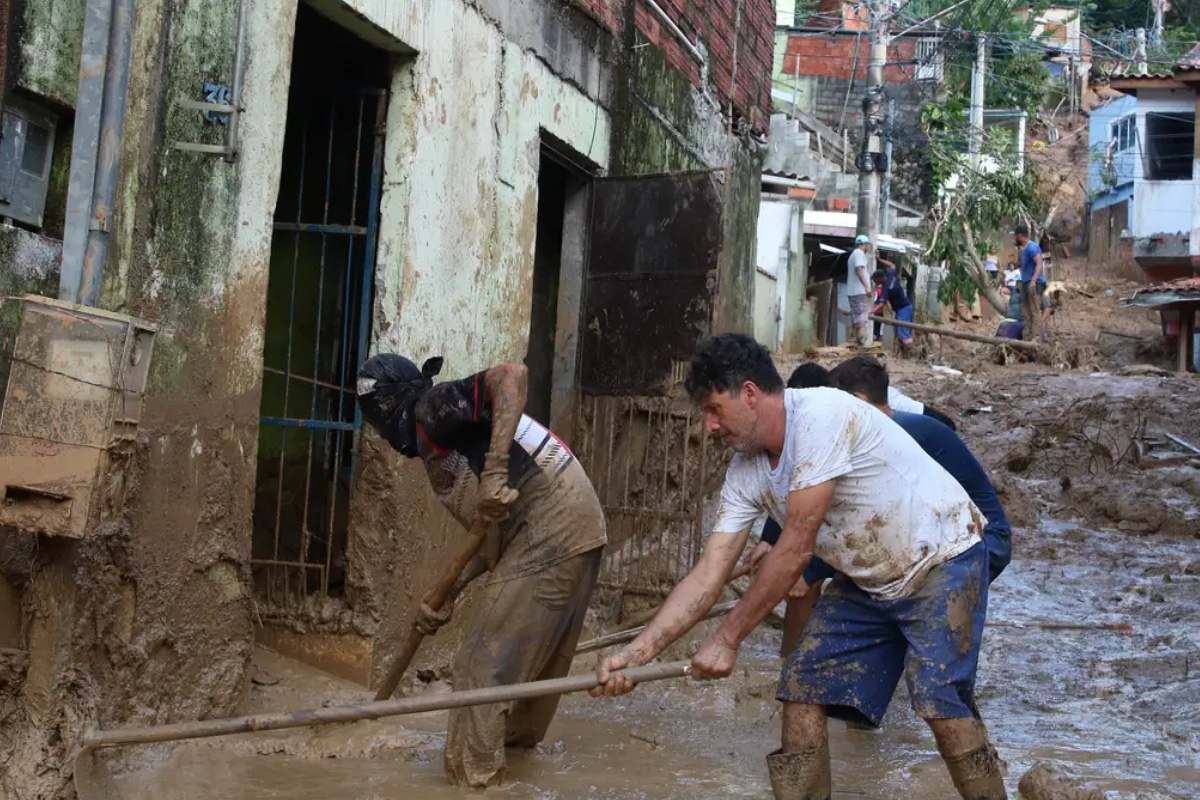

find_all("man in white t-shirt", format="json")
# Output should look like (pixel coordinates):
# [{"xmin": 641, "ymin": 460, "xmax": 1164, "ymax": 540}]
[
  {"xmin": 845, "ymin": 235, "xmax": 873, "ymax": 346},
  {"xmin": 590, "ymin": 334, "xmax": 1005, "ymax": 800}
]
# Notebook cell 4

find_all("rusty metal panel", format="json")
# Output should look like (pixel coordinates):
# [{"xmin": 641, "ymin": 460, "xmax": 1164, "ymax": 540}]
[
  {"xmin": 573, "ymin": 394, "xmax": 730, "ymax": 605},
  {"xmin": 579, "ymin": 172, "xmax": 723, "ymax": 396},
  {"xmin": 0, "ymin": 296, "xmax": 156, "ymax": 538}
]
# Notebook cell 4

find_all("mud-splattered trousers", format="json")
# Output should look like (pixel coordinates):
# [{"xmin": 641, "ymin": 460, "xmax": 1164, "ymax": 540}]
[
  {"xmin": 441, "ymin": 460, "xmax": 606, "ymax": 789},
  {"xmin": 777, "ymin": 541, "xmax": 989, "ymax": 727}
]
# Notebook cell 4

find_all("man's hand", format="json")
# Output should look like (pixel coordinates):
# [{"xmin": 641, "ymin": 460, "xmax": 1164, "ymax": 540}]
[
  {"xmin": 590, "ymin": 649, "xmax": 643, "ymax": 698},
  {"xmin": 747, "ymin": 541, "xmax": 772, "ymax": 573},
  {"xmin": 414, "ymin": 600, "xmax": 452, "ymax": 636},
  {"xmin": 691, "ymin": 632, "xmax": 739, "ymax": 680},
  {"xmin": 788, "ymin": 575, "xmax": 812, "ymax": 600},
  {"xmin": 478, "ymin": 453, "xmax": 518, "ymax": 522}
]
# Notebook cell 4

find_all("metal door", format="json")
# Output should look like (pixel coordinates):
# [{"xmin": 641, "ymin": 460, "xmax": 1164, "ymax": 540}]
[
  {"xmin": 573, "ymin": 171, "xmax": 730, "ymax": 606},
  {"xmin": 252, "ymin": 89, "xmax": 387, "ymax": 604}
]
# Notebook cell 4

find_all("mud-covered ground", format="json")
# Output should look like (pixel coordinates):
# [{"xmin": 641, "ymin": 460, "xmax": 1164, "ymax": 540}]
[{"xmin": 115, "ymin": 272, "xmax": 1200, "ymax": 799}]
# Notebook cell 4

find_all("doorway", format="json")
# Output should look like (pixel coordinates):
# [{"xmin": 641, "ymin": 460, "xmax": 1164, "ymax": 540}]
[
  {"xmin": 526, "ymin": 143, "xmax": 591, "ymax": 428},
  {"xmin": 251, "ymin": 4, "xmax": 389, "ymax": 608}
]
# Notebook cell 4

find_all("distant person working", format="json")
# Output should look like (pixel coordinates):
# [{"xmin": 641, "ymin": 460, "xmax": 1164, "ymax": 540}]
[
  {"xmin": 845, "ymin": 235, "xmax": 874, "ymax": 347},
  {"xmin": 872, "ymin": 266, "xmax": 914, "ymax": 348},
  {"xmin": 1014, "ymin": 224, "xmax": 1050, "ymax": 343}
]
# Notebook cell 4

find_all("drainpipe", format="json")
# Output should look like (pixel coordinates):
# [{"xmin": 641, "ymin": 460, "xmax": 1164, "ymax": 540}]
[
  {"xmin": 79, "ymin": 0, "xmax": 135, "ymax": 307},
  {"xmin": 58, "ymin": 0, "xmax": 135, "ymax": 307}
]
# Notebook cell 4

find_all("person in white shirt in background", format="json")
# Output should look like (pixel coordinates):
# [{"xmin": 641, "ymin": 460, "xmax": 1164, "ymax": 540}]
[
  {"xmin": 1003, "ymin": 262, "xmax": 1021, "ymax": 291},
  {"xmin": 845, "ymin": 235, "xmax": 874, "ymax": 347},
  {"xmin": 983, "ymin": 248, "xmax": 1000, "ymax": 287}
]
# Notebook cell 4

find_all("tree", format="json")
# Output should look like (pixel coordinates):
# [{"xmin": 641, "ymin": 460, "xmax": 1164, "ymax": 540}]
[{"xmin": 922, "ymin": 130, "xmax": 1042, "ymax": 314}]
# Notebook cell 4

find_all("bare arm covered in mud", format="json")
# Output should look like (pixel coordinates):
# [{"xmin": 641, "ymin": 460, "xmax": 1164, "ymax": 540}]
[
  {"xmin": 698, "ymin": 481, "xmax": 833, "ymax": 665},
  {"xmin": 590, "ymin": 528, "xmax": 747, "ymax": 697},
  {"xmin": 477, "ymin": 363, "xmax": 528, "ymax": 523},
  {"xmin": 483, "ymin": 363, "xmax": 528, "ymax": 459}
]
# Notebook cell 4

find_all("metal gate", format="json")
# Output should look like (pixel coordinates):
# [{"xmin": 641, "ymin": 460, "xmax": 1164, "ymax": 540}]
[
  {"xmin": 251, "ymin": 89, "xmax": 386, "ymax": 604},
  {"xmin": 574, "ymin": 394, "xmax": 721, "ymax": 597}
]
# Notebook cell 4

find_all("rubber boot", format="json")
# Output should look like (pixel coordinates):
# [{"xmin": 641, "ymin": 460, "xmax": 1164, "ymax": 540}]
[
  {"xmin": 943, "ymin": 744, "xmax": 1008, "ymax": 799},
  {"xmin": 765, "ymin": 747, "xmax": 832, "ymax": 800}
]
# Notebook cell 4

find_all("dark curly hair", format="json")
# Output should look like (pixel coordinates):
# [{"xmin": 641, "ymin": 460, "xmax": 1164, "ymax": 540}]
[{"xmin": 684, "ymin": 334, "xmax": 783, "ymax": 402}]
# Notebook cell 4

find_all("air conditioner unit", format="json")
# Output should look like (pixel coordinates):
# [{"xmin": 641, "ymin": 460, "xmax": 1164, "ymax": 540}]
[{"xmin": 0, "ymin": 296, "xmax": 156, "ymax": 538}]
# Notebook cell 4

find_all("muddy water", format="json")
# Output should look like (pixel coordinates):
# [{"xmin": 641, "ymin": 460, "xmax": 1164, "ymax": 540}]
[{"xmin": 117, "ymin": 520, "xmax": 1199, "ymax": 799}]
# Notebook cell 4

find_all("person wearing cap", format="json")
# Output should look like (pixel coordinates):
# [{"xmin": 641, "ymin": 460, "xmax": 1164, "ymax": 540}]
[
  {"xmin": 846, "ymin": 235, "xmax": 874, "ymax": 346},
  {"xmin": 356, "ymin": 354, "xmax": 606, "ymax": 788}
]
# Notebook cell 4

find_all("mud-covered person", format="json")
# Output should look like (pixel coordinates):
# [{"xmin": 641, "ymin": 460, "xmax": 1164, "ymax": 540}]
[
  {"xmin": 357, "ymin": 355, "xmax": 606, "ymax": 789},
  {"xmin": 590, "ymin": 334, "xmax": 1006, "ymax": 800},
  {"xmin": 761, "ymin": 354, "xmax": 1014, "ymax": 659}
]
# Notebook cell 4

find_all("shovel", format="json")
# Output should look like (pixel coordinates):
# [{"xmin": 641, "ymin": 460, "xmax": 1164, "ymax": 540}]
[
  {"xmin": 374, "ymin": 516, "xmax": 494, "ymax": 702},
  {"xmin": 73, "ymin": 661, "xmax": 692, "ymax": 800}
]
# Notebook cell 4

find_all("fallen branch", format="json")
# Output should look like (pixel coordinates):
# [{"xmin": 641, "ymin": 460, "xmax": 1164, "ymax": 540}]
[
  {"xmin": 992, "ymin": 622, "xmax": 1134, "ymax": 633},
  {"xmin": 1165, "ymin": 432, "xmax": 1200, "ymax": 456},
  {"xmin": 1097, "ymin": 327, "xmax": 1145, "ymax": 341},
  {"xmin": 869, "ymin": 315, "xmax": 1043, "ymax": 352}
]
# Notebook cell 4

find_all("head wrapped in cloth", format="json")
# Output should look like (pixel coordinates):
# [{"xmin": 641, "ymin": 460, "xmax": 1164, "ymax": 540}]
[{"xmin": 357, "ymin": 354, "xmax": 444, "ymax": 458}]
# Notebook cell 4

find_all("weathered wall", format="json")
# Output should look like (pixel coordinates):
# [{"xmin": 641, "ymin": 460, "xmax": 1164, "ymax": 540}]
[
  {"xmin": 352, "ymin": 0, "xmax": 765, "ymax": 684},
  {"xmin": 1, "ymin": 0, "xmax": 298, "ymax": 792},
  {"xmin": 11, "ymin": 0, "xmax": 84, "ymax": 107}
]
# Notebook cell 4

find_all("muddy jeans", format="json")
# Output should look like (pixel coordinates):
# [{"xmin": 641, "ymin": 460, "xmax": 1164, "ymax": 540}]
[
  {"xmin": 1021, "ymin": 281, "xmax": 1046, "ymax": 341},
  {"xmin": 444, "ymin": 546, "xmax": 603, "ymax": 788}
]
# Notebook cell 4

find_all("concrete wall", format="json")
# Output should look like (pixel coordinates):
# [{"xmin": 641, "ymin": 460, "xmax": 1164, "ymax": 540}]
[
  {"xmin": 1129, "ymin": 89, "xmax": 1196, "ymax": 275},
  {"xmin": 1088, "ymin": 94, "xmax": 1137, "ymax": 204},
  {"xmin": 753, "ymin": 268, "xmax": 778, "ymax": 345}
]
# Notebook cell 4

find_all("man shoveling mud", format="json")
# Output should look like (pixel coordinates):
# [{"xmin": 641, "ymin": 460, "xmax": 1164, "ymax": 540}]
[
  {"xmin": 357, "ymin": 354, "xmax": 606, "ymax": 788},
  {"xmin": 591, "ymin": 334, "xmax": 1006, "ymax": 800}
]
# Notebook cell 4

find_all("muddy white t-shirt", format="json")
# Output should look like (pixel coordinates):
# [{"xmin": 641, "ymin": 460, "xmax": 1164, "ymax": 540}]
[
  {"xmin": 888, "ymin": 387, "xmax": 923, "ymax": 414},
  {"xmin": 846, "ymin": 249, "xmax": 869, "ymax": 297},
  {"xmin": 712, "ymin": 388, "xmax": 982, "ymax": 600}
]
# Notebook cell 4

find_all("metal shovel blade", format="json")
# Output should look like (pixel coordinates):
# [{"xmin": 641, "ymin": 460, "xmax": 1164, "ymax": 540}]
[{"xmin": 73, "ymin": 747, "xmax": 123, "ymax": 800}]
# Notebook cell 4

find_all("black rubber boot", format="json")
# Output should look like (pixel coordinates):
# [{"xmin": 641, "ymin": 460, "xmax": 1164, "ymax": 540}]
[
  {"xmin": 943, "ymin": 744, "xmax": 1008, "ymax": 799},
  {"xmin": 765, "ymin": 747, "xmax": 832, "ymax": 800}
]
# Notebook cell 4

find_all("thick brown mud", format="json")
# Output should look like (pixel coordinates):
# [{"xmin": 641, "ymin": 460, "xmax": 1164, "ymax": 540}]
[{"xmin": 115, "ymin": 507, "xmax": 1199, "ymax": 799}]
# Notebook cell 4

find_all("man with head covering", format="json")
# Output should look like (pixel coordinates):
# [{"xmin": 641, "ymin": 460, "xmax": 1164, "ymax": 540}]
[{"xmin": 357, "ymin": 354, "xmax": 606, "ymax": 789}]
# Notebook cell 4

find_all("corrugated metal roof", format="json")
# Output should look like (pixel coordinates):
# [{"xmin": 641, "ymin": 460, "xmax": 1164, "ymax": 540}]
[
  {"xmin": 762, "ymin": 169, "xmax": 814, "ymax": 182},
  {"xmin": 1121, "ymin": 277, "xmax": 1200, "ymax": 309},
  {"xmin": 1105, "ymin": 45, "xmax": 1200, "ymax": 80}
]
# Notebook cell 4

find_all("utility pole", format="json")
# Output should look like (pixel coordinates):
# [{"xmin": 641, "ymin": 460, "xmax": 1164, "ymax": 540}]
[
  {"xmin": 968, "ymin": 32, "xmax": 986, "ymax": 169},
  {"xmin": 880, "ymin": 97, "xmax": 895, "ymax": 236},
  {"xmin": 855, "ymin": 0, "xmax": 888, "ymax": 250},
  {"xmin": 1151, "ymin": 0, "xmax": 1165, "ymax": 48}
]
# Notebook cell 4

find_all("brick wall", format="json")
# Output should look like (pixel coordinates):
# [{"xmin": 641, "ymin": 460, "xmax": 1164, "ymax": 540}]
[
  {"xmin": 572, "ymin": 0, "xmax": 776, "ymax": 131},
  {"xmin": 783, "ymin": 32, "xmax": 926, "ymax": 84}
]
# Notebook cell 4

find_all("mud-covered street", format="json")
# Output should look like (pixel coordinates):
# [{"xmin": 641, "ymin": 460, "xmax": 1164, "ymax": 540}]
[{"xmin": 118, "ymin": 319, "xmax": 1200, "ymax": 799}]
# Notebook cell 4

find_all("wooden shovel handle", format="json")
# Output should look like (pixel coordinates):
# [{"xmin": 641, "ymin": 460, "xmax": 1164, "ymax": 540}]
[{"xmin": 374, "ymin": 517, "xmax": 492, "ymax": 701}]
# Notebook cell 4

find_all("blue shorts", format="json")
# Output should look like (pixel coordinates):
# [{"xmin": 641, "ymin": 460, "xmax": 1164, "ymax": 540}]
[
  {"xmin": 777, "ymin": 542, "xmax": 988, "ymax": 727},
  {"xmin": 895, "ymin": 304, "xmax": 914, "ymax": 341}
]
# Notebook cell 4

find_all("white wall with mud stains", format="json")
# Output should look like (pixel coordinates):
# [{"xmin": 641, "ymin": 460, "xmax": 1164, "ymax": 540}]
[
  {"xmin": 337, "ymin": 0, "xmax": 612, "ymax": 379},
  {"xmin": 1129, "ymin": 89, "xmax": 1197, "ymax": 249}
]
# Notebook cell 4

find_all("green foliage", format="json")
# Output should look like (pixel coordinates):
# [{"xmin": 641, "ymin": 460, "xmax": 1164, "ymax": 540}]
[
  {"xmin": 986, "ymin": 52, "xmax": 1051, "ymax": 117},
  {"xmin": 1086, "ymin": 0, "xmax": 1199, "ymax": 38},
  {"xmin": 920, "ymin": 131, "xmax": 1043, "ymax": 307}
]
